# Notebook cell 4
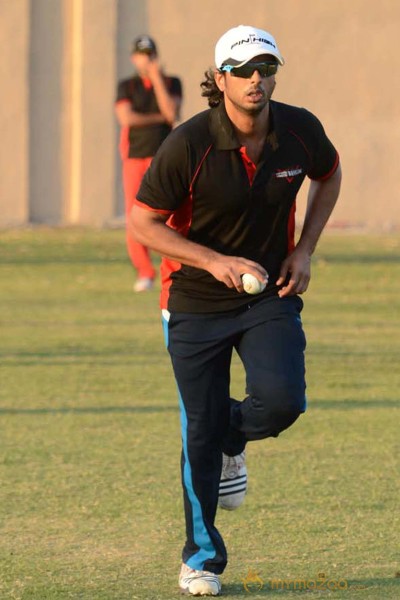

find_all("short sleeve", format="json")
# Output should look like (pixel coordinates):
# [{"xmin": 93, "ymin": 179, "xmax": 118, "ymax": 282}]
[
  {"xmin": 116, "ymin": 80, "xmax": 131, "ymax": 103},
  {"xmin": 301, "ymin": 109, "xmax": 339, "ymax": 181},
  {"xmin": 136, "ymin": 128, "xmax": 190, "ymax": 212},
  {"xmin": 169, "ymin": 77, "xmax": 183, "ymax": 98}
]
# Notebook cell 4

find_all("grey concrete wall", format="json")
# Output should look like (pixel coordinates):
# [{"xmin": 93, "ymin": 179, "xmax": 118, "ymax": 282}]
[
  {"xmin": 0, "ymin": 0, "xmax": 399, "ymax": 230},
  {"xmin": 144, "ymin": 0, "xmax": 400, "ymax": 230},
  {"xmin": 65, "ymin": 0, "xmax": 117, "ymax": 225},
  {"xmin": 29, "ymin": 0, "xmax": 64, "ymax": 223},
  {"xmin": 114, "ymin": 0, "xmax": 149, "ymax": 217}
]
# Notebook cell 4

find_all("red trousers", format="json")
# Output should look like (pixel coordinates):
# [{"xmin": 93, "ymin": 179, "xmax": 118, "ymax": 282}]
[{"xmin": 122, "ymin": 157, "xmax": 156, "ymax": 279}]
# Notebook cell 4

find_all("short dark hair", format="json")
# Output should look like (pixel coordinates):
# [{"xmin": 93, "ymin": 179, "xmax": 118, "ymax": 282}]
[{"xmin": 200, "ymin": 68, "xmax": 223, "ymax": 108}]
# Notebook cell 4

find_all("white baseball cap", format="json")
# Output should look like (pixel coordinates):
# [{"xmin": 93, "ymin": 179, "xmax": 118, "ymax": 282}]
[{"xmin": 215, "ymin": 25, "xmax": 284, "ymax": 69}]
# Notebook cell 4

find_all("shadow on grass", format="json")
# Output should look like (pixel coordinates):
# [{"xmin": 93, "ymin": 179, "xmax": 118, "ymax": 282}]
[
  {"xmin": 1, "ymin": 400, "xmax": 398, "ymax": 417},
  {"xmin": 1, "ymin": 349, "xmax": 167, "ymax": 366},
  {"xmin": 0, "ymin": 256, "xmax": 128, "ymax": 265},
  {"xmin": 0, "ymin": 405, "xmax": 178, "ymax": 416},
  {"xmin": 310, "ymin": 399, "xmax": 399, "ymax": 410},
  {"xmin": 225, "ymin": 576, "xmax": 400, "ymax": 595},
  {"xmin": 316, "ymin": 254, "xmax": 400, "ymax": 265},
  {"xmin": 2, "ymin": 252, "xmax": 399, "ymax": 267}
]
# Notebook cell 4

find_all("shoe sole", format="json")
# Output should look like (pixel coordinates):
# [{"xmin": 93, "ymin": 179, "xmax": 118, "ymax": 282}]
[
  {"xmin": 179, "ymin": 587, "xmax": 221, "ymax": 598},
  {"xmin": 179, "ymin": 578, "xmax": 221, "ymax": 596}
]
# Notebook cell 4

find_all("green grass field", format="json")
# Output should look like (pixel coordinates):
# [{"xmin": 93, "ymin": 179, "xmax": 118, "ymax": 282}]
[{"xmin": 1, "ymin": 229, "xmax": 399, "ymax": 599}]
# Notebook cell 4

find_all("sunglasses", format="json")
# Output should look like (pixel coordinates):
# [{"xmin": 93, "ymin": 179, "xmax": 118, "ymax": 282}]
[{"xmin": 220, "ymin": 61, "xmax": 278, "ymax": 79}]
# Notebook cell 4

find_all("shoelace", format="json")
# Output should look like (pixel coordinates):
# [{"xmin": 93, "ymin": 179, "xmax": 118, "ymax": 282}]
[{"xmin": 184, "ymin": 569, "xmax": 217, "ymax": 578}]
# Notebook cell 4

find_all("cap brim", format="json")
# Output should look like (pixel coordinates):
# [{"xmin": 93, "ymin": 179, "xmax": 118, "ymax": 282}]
[
  {"xmin": 134, "ymin": 47, "xmax": 156, "ymax": 54},
  {"xmin": 220, "ymin": 52, "xmax": 284, "ymax": 68}
]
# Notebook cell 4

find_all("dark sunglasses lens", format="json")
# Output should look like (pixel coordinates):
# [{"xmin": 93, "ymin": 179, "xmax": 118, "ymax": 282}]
[{"xmin": 232, "ymin": 63, "xmax": 278, "ymax": 78}]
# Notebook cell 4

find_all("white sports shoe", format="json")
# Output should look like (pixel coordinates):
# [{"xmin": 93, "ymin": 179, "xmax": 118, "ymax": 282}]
[
  {"xmin": 179, "ymin": 563, "xmax": 221, "ymax": 596},
  {"xmin": 218, "ymin": 451, "xmax": 247, "ymax": 511},
  {"xmin": 133, "ymin": 277, "xmax": 154, "ymax": 292}
]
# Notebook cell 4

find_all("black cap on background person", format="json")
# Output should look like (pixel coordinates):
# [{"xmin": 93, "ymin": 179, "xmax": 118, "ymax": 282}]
[{"xmin": 132, "ymin": 35, "xmax": 157, "ymax": 56}]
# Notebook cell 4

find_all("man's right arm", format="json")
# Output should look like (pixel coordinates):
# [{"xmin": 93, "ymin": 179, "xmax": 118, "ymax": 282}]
[
  {"xmin": 130, "ymin": 204, "xmax": 268, "ymax": 293},
  {"xmin": 114, "ymin": 101, "xmax": 166, "ymax": 127}
]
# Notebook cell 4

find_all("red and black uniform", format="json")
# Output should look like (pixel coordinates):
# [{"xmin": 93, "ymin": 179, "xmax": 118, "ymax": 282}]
[
  {"xmin": 136, "ymin": 101, "xmax": 339, "ymax": 574},
  {"xmin": 136, "ymin": 100, "xmax": 338, "ymax": 310},
  {"xmin": 115, "ymin": 75, "xmax": 182, "ymax": 279}
]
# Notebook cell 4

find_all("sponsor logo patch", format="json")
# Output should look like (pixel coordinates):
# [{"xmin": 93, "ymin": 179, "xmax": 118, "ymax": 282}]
[{"xmin": 275, "ymin": 166, "xmax": 303, "ymax": 183}]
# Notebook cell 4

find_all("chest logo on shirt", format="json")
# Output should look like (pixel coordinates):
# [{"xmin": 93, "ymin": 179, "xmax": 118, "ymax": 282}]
[{"xmin": 275, "ymin": 166, "xmax": 303, "ymax": 183}]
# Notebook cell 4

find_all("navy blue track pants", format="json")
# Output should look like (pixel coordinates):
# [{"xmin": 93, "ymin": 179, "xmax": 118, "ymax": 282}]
[{"xmin": 162, "ymin": 295, "xmax": 307, "ymax": 574}]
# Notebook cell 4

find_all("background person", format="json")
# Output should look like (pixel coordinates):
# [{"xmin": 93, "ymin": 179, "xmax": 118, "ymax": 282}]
[
  {"xmin": 115, "ymin": 35, "xmax": 182, "ymax": 292},
  {"xmin": 130, "ymin": 24, "xmax": 341, "ymax": 596}
]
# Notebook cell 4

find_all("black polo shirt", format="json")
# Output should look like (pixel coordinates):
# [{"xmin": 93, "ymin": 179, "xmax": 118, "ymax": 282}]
[
  {"xmin": 116, "ymin": 75, "xmax": 182, "ymax": 158},
  {"xmin": 136, "ymin": 100, "xmax": 339, "ymax": 313}
]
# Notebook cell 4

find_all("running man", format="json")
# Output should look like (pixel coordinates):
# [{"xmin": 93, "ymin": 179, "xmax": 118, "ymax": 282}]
[{"xmin": 130, "ymin": 25, "xmax": 341, "ymax": 595}]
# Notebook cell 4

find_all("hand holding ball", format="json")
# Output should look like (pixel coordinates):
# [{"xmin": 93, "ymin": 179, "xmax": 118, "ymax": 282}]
[{"xmin": 241, "ymin": 273, "xmax": 267, "ymax": 295}]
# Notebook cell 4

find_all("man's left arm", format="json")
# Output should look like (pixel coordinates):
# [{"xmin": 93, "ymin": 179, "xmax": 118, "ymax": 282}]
[{"xmin": 277, "ymin": 163, "xmax": 342, "ymax": 297}]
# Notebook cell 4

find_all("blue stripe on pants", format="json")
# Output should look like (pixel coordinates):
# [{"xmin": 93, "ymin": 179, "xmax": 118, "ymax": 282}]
[{"xmin": 162, "ymin": 313, "xmax": 216, "ymax": 570}]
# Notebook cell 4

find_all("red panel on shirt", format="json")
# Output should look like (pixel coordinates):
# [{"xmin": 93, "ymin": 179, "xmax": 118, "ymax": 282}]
[{"xmin": 239, "ymin": 146, "xmax": 256, "ymax": 185}]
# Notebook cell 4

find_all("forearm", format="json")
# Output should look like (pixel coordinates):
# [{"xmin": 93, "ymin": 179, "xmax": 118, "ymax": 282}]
[
  {"xmin": 130, "ymin": 212, "xmax": 217, "ymax": 270},
  {"xmin": 122, "ymin": 110, "xmax": 166, "ymax": 127},
  {"xmin": 130, "ymin": 206, "xmax": 268, "ymax": 290},
  {"xmin": 150, "ymin": 74, "xmax": 178, "ymax": 124},
  {"xmin": 296, "ymin": 165, "xmax": 342, "ymax": 256}
]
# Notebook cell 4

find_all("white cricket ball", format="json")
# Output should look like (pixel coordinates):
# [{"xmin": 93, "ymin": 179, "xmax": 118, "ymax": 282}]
[{"xmin": 241, "ymin": 273, "xmax": 267, "ymax": 295}]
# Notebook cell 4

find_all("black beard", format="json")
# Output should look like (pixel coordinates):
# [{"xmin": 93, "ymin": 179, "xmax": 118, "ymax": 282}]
[{"xmin": 245, "ymin": 102, "xmax": 268, "ymax": 116}]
